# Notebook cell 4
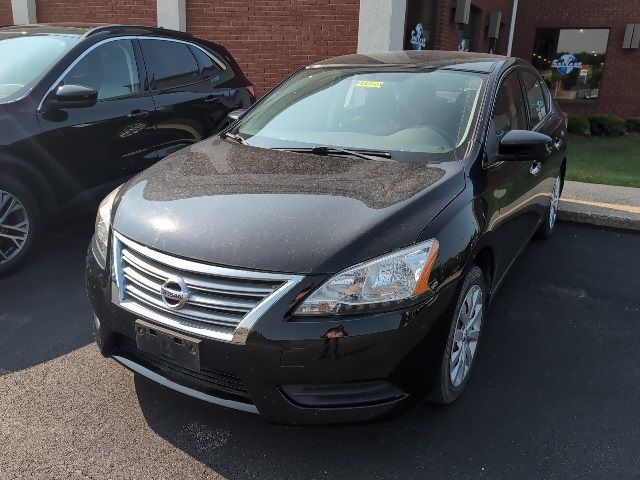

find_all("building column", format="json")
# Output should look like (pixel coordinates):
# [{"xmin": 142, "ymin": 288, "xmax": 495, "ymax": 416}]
[
  {"xmin": 157, "ymin": 0, "xmax": 186, "ymax": 32},
  {"xmin": 357, "ymin": 0, "xmax": 407, "ymax": 53},
  {"xmin": 11, "ymin": 0, "xmax": 37, "ymax": 24}
]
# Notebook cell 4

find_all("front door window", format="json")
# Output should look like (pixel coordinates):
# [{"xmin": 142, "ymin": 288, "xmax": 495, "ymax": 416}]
[
  {"xmin": 63, "ymin": 40, "xmax": 140, "ymax": 100},
  {"xmin": 492, "ymin": 72, "xmax": 528, "ymax": 140}
]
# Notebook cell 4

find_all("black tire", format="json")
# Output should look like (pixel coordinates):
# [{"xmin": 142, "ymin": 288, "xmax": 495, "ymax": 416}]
[
  {"xmin": 0, "ymin": 178, "xmax": 40, "ymax": 277},
  {"xmin": 430, "ymin": 266, "xmax": 486, "ymax": 405},
  {"xmin": 536, "ymin": 174, "xmax": 563, "ymax": 239}
]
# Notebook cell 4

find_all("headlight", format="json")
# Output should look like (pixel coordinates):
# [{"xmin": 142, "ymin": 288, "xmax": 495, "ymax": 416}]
[
  {"xmin": 295, "ymin": 239, "xmax": 439, "ymax": 316},
  {"xmin": 91, "ymin": 186, "xmax": 121, "ymax": 269}
]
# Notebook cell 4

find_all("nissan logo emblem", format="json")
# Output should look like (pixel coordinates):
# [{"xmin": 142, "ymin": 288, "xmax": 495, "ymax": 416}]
[{"xmin": 160, "ymin": 276, "xmax": 190, "ymax": 309}]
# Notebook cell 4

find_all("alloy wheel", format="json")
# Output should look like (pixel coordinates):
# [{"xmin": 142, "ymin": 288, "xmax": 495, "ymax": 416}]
[
  {"xmin": 0, "ymin": 190, "xmax": 30, "ymax": 266},
  {"xmin": 449, "ymin": 284, "xmax": 483, "ymax": 387},
  {"xmin": 549, "ymin": 176, "xmax": 561, "ymax": 230}
]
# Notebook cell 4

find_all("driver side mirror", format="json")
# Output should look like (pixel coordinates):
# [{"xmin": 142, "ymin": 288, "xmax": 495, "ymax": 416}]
[
  {"xmin": 498, "ymin": 130, "xmax": 551, "ymax": 162},
  {"xmin": 49, "ymin": 84, "xmax": 98, "ymax": 110},
  {"xmin": 226, "ymin": 109, "xmax": 246, "ymax": 123}
]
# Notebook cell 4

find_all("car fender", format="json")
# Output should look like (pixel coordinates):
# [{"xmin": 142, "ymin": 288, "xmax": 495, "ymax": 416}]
[
  {"xmin": 0, "ymin": 153, "xmax": 57, "ymax": 213},
  {"xmin": 416, "ymin": 178, "xmax": 497, "ymax": 299}
]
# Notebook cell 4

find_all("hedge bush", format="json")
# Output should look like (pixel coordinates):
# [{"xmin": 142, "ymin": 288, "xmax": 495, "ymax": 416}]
[
  {"xmin": 588, "ymin": 115, "xmax": 626, "ymax": 137},
  {"xmin": 567, "ymin": 115, "xmax": 591, "ymax": 136},
  {"xmin": 625, "ymin": 117, "xmax": 640, "ymax": 133}
]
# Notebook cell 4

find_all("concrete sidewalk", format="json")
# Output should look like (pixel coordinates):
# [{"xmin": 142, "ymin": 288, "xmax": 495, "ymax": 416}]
[{"xmin": 559, "ymin": 181, "xmax": 640, "ymax": 231}]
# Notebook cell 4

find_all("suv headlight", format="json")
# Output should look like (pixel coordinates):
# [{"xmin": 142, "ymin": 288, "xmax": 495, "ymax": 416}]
[
  {"xmin": 91, "ymin": 186, "xmax": 121, "ymax": 269},
  {"xmin": 294, "ymin": 239, "xmax": 439, "ymax": 316}
]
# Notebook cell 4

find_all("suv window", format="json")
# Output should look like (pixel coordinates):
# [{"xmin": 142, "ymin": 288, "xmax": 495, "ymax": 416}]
[
  {"xmin": 140, "ymin": 39, "xmax": 200, "ymax": 90},
  {"xmin": 189, "ymin": 45, "xmax": 223, "ymax": 80},
  {"xmin": 520, "ymin": 70, "xmax": 548, "ymax": 127},
  {"xmin": 63, "ymin": 39, "xmax": 140, "ymax": 100},
  {"xmin": 492, "ymin": 72, "xmax": 527, "ymax": 140}
]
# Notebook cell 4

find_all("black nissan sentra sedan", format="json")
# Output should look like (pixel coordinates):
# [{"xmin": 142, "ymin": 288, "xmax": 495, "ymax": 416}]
[
  {"xmin": 0, "ymin": 24, "xmax": 254, "ymax": 275},
  {"xmin": 86, "ymin": 51, "xmax": 567, "ymax": 424}
]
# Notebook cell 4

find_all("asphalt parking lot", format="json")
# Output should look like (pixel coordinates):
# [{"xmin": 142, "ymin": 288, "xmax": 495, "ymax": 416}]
[{"xmin": 1, "ymin": 220, "xmax": 639, "ymax": 479}]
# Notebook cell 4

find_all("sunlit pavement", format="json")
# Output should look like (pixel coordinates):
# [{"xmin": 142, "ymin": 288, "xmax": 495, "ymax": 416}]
[{"xmin": 1, "ymin": 220, "xmax": 639, "ymax": 479}]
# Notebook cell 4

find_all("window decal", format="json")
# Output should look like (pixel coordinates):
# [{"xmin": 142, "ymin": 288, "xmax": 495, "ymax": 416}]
[{"xmin": 354, "ymin": 80, "xmax": 384, "ymax": 89}]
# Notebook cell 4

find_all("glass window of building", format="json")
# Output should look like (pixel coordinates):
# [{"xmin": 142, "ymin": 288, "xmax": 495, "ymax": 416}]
[
  {"xmin": 532, "ymin": 28, "xmax": 609, "ymax": 101},
  {"xmin": 404, "ymin": 0, "xmax": 437, "ymax": 50}
]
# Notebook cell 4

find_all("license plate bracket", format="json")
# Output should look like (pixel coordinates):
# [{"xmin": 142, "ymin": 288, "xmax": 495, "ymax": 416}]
[{"xmin": 135, "ymin": 319, "xmax": 201, "ymax": 372}]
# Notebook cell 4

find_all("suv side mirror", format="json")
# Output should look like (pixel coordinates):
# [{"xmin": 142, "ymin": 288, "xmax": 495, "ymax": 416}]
[
  {"xmin": 498, "ymin": 130, "xmax": 551, "ymax": 161},
  {"xmin": 52, "ymin": 84, "xmax": 98, "ymax": 109},
  {"xmin": 227, "ymin": 109, "xmax": 246, "ymax": 123}
]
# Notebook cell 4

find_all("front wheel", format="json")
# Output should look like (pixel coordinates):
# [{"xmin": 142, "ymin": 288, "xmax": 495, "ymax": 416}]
[
  {"xmin": 0, "ymin": 180, "xmax": 40, "ymax": 276},
  {"xmin": 536, "ymin": 175, "xmax": 562, "ymax": 239},
  {"xmin": 430, "ymin": 266, "xmax": 485, "ymax": 404}
]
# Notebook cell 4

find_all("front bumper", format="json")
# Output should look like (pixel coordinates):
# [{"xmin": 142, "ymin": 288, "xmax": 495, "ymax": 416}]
[{"xmin": 86, "ymin": 246, "xmax": 456, "ymax": 425}]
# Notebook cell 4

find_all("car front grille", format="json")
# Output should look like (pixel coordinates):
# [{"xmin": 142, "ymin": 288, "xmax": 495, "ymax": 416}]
[{"xmin": 111, "ymin": 232, "xmax": 303, "ymax": 343}]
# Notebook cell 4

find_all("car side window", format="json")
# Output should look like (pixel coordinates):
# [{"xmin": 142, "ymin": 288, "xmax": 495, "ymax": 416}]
[
  {"xmin": 492, "ymin": 72, "xmax": 527, "ymax": 140},
  {"xmin": 189, "ymin": 45, "xmax": 223, "ymax": 80},
  {"xmin": 520, "ymin": 70, "xmax": 548, "ymax": 127},
  {"xmin": 62, "ymin": 39, "xmax": 140, "ymax": 101},
  {"xmin": 140, "ymin": 39, "xmax": 200, "ymax": 90}
]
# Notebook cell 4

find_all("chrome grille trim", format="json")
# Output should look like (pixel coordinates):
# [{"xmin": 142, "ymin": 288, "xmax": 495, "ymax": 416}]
[
  {"xmin": 111, "ymin": 232, "xmax": 304, "ymax": 343},
  {"xmin": 113, "ymin": 355, "xmax": 259, "ymax": 414}
]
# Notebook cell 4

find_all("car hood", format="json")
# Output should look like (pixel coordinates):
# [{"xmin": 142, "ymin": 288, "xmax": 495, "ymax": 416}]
[{"xmin": 113, "ymin": 138, "xmax": 465, "ymax": 274}]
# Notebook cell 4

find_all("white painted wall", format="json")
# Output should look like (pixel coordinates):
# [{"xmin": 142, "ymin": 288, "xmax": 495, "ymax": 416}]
[
  {"xmin": 506, "ymin": 0, "xmax": 518, "ymax": 56},
  {"xmin": 357, "ymin": 0, "xmax": 407, "ymax": 53},
  {"xmin": 11, "ymin": 0, "xmax": 37, "ymax": 24},
  {"xmin": 157, "ymin": 0, "xmax": 186, "ymax": 32}
]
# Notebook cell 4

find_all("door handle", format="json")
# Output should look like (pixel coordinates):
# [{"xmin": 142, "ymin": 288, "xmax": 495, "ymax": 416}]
[
  {"xmin": 127, "ymin": 110, "xmax": 150, "ymax": 119},
  {"xmin": 553, "ymin": 138, "xmax": 563, "ymax": 150},
  {"xmin": 530, "ymin": 161, "xmax": 542, "ymax": 176},
  {"xmin": 204, "ymin": 95, "xmax": 220, "ymax": 104}
]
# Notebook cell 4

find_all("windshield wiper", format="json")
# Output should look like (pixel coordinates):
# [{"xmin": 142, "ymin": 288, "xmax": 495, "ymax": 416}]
[
  {"xmin": 223, "ymin": 132, "xmax": 247, "ymax": 144},
  {"xmin": 274, "ymin": 146, "xmax": 392, "ymax": 161}
]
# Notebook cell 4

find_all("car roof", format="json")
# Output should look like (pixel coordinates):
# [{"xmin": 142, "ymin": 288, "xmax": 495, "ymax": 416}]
[
  {"xmin": 0, "ymin": 23, "xmax": 106, "ymax": 37},
  {"xmin": 0, "ymin": 23, "xmax": 191, "ymax": 40},
  {"xmin": 309, "ymin": 50, "xmax": 507, "ymax": 73}
]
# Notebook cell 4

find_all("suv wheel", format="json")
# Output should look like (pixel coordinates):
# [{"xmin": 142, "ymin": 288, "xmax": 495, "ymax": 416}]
[
  {"xmin": 0, "ymin": 179, "xmax": 40, "ymax": 276},
  {"xmin": 430, "ymin": 266, "xmax": 485, "ymax": 404}
]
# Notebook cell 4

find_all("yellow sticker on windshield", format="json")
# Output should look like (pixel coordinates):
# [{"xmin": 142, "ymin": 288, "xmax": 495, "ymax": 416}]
[{"xmin": 355, "ymin": 80, "xmax": 384, "ymax": 88}]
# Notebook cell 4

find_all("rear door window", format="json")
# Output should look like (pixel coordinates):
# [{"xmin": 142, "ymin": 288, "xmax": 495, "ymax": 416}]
[
  {"xmin": 189, "ymin": 45, "xmax": 223, "ymax": 80},
  {"xmin": 140, "ymin": 39, "xmax": 200, "ymax": 90}
]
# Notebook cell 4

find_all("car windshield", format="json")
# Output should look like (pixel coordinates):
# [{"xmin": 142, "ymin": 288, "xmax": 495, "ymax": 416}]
[
  {"xmin": 0, "ymin": 34, "xmax": 79, "ymax": 102},
  {"xmin": 233, "ymin": 67, "xmax": 486, "ymax": 157}
]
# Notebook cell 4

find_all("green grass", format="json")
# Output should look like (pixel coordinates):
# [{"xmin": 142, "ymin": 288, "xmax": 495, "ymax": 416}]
[{"xmin": 566, "ymin": 135, "xmax": 640, "ymax": 188}]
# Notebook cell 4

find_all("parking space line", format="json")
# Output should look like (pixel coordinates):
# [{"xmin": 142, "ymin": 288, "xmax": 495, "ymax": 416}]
[{"xmin": 561, "ymin": 198, "xmax": 640, "ymax": 214}]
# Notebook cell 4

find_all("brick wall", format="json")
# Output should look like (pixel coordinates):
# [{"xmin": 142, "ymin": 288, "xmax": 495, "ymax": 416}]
[
  {"xmin": 186, "ymin": 0, "xmax": 359, "ymax": 95},
  {"xmin": 435, "ymin": 0, "xmax": 513, "ymax": 55},
  {"xmin": 512, "ymin": 0, "xmax": 640, "ymax": 118},
  {"xmin": 35, "ymin": 0, "xmax": 156, "ymax": 26},
  {"xmin": 0, "ymin": 0, "xmax": 12, "ymax": 26}
]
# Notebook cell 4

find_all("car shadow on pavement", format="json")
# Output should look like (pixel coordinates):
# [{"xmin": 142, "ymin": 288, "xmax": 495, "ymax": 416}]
[
  {"xmin": 134, "ymin": 373, "xmax": 471, "ymax": 479},
  {"xmin": 0, "ymin": 217, "xmax": 95, "ymax": 375},
  {"xmin": 134, "ymin": 223, "xmax": 640, "ymax": 479}
]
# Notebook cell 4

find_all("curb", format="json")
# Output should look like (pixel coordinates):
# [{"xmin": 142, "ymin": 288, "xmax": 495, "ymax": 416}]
[{"xmin": 558, "ymin": 208, "xmax": 640, "ymax": 232}]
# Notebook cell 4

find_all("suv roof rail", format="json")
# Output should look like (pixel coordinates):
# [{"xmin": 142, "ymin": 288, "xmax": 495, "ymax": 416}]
[{"xmin": 82, "ymin": 24, "xmax": 192, "ymax": 39}]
